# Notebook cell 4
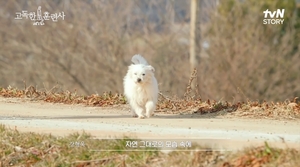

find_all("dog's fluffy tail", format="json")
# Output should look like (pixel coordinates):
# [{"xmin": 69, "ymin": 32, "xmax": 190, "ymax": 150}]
[{"xmin": 131, "ymin": 54, "xmax": 149, "ymax": 65}]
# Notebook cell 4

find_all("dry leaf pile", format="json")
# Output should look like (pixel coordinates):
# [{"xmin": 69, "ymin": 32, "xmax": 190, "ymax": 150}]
[
  {"xmin": 0, "ymin": 84, "xmax": 299, "ymax": 120},
  {"xmin": 0, "ymin": 68, "xmax": 299, "ymax": 120}
]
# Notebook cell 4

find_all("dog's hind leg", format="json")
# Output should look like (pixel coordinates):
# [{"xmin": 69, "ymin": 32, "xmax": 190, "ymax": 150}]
[{"xmin": 145, "ymin": 101, "xmax": 156, "ymax": 118}]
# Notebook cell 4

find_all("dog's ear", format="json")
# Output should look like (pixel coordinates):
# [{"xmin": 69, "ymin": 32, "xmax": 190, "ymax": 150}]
[
  {"xmin": 146, "ymin": 65, "xmax": 155, "ymax": 72},
  {"xmin": 131, "ymin": 54, "xmax": 141, "ymax": 64}
]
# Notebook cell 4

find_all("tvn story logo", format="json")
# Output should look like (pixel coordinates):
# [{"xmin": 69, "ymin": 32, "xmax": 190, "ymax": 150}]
[{"xmin": 263, "ymin": 9, "xmax": 285, "ymax": 24}]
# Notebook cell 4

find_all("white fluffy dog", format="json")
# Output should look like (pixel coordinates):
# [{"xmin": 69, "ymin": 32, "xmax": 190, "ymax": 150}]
[{"xmin": 123, "ymin": 54, "xmax": 159, "ymax": 119}]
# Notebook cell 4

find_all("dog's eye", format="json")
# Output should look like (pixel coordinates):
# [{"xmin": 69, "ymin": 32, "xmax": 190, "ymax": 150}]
[
  {"xmin": 134, "ymin": 73, "xmax": 137, "ymax": 75},
  {"xmin": 142, "ymin": 74, "xmax": 145, "ymax": 76}
]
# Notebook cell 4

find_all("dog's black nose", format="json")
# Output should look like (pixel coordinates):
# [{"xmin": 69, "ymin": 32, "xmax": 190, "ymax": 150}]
[{"xmin": 137, "ymin": 78, "xmax": 141, "ymax": 82}]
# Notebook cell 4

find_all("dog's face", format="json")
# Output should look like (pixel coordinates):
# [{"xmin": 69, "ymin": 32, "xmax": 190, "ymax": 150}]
[{"xmin": 128, "ymin": 64, "xmax": 155, "ymax": 84}]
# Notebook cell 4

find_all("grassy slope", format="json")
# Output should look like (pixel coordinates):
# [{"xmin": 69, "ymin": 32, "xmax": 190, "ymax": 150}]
[{"xmin": 1, "ymin": 125, "xmax": 299, "ymax": 167}]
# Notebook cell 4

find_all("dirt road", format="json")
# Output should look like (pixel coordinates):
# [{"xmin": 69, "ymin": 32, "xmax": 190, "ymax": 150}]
[{"xmin": 0, "ymin": 97, "xmax": 299, "ymax": 151}]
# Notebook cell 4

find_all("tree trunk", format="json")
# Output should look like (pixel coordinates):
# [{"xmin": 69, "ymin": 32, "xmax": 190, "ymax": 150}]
[{"xmin": 189, "ymin": 0, "xmax": 201, "ymax": 91}]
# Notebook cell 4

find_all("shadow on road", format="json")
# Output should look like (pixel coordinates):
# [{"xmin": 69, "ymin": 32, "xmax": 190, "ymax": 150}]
[{"xmin": 0, "ymin": 113, "xmax": 224, "ymax": 120}]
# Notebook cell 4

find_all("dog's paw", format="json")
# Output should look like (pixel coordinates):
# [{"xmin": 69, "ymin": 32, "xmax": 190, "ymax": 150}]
[
  {"xmin": 146, "ymin": 113, "xmax": 151, "ymax": 118},
  {"xmin": 138, "ymin": 115, "xmax": 145, "ymax": 119},
  {"xmin": 131, "ymin": 110, "xmax": 138, "ymax": 117},
  {"xmin": 132, "ymin": 114, "xmax": 138, "ymax": 118},
  {"xmin": 146, "ymin": 112, "xmax": 155, "ymax": 118}
]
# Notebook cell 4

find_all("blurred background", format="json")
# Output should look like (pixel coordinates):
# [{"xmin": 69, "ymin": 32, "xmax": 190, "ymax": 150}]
[{"xmin": 0, "ymin": 0, "xmax": 299, "ymax": 102}]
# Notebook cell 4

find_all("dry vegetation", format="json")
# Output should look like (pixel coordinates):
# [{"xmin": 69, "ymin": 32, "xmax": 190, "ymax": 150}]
[
  {"xmin": 1, "ymin": 81, "xmax": 300, "ymax": 120},
  {"xmin": 1, "ymin": 66, "xmax": 300, "ymax": 120},
  {"xmin": 1, "ymin": 125, "xmax": 300, "ymax": 167},
  {"xmin": 0, "ymin": 0, "xmax": 299, "ymax": 102},
  {"xmin": 202, "ymin": 0, "xmax": 300, "ymax": 101}
]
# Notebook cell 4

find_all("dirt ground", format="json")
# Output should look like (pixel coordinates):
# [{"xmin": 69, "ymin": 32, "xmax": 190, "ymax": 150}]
[{"xmin": 0, "ymin": 97, "xmax": 299, "ymax": 151}]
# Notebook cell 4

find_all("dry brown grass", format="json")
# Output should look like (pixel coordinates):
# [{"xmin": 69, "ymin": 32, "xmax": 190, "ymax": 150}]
[
  {"xmin": 219, "ymin": 142, "xmax": 300, "ymax": 167},
  {"xmin": 1, "ymin": 125, "xmax": 299, "ymax": 167}
]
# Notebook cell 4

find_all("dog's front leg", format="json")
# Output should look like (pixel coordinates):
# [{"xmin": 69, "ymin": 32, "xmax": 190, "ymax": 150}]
[
  {"xmin": 145, "ymin": 101, "xmax": 156, "ymax": 118},
  {"xmin": 130, "ymin": 102, "xmax": 145, "ymax": 119}
]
